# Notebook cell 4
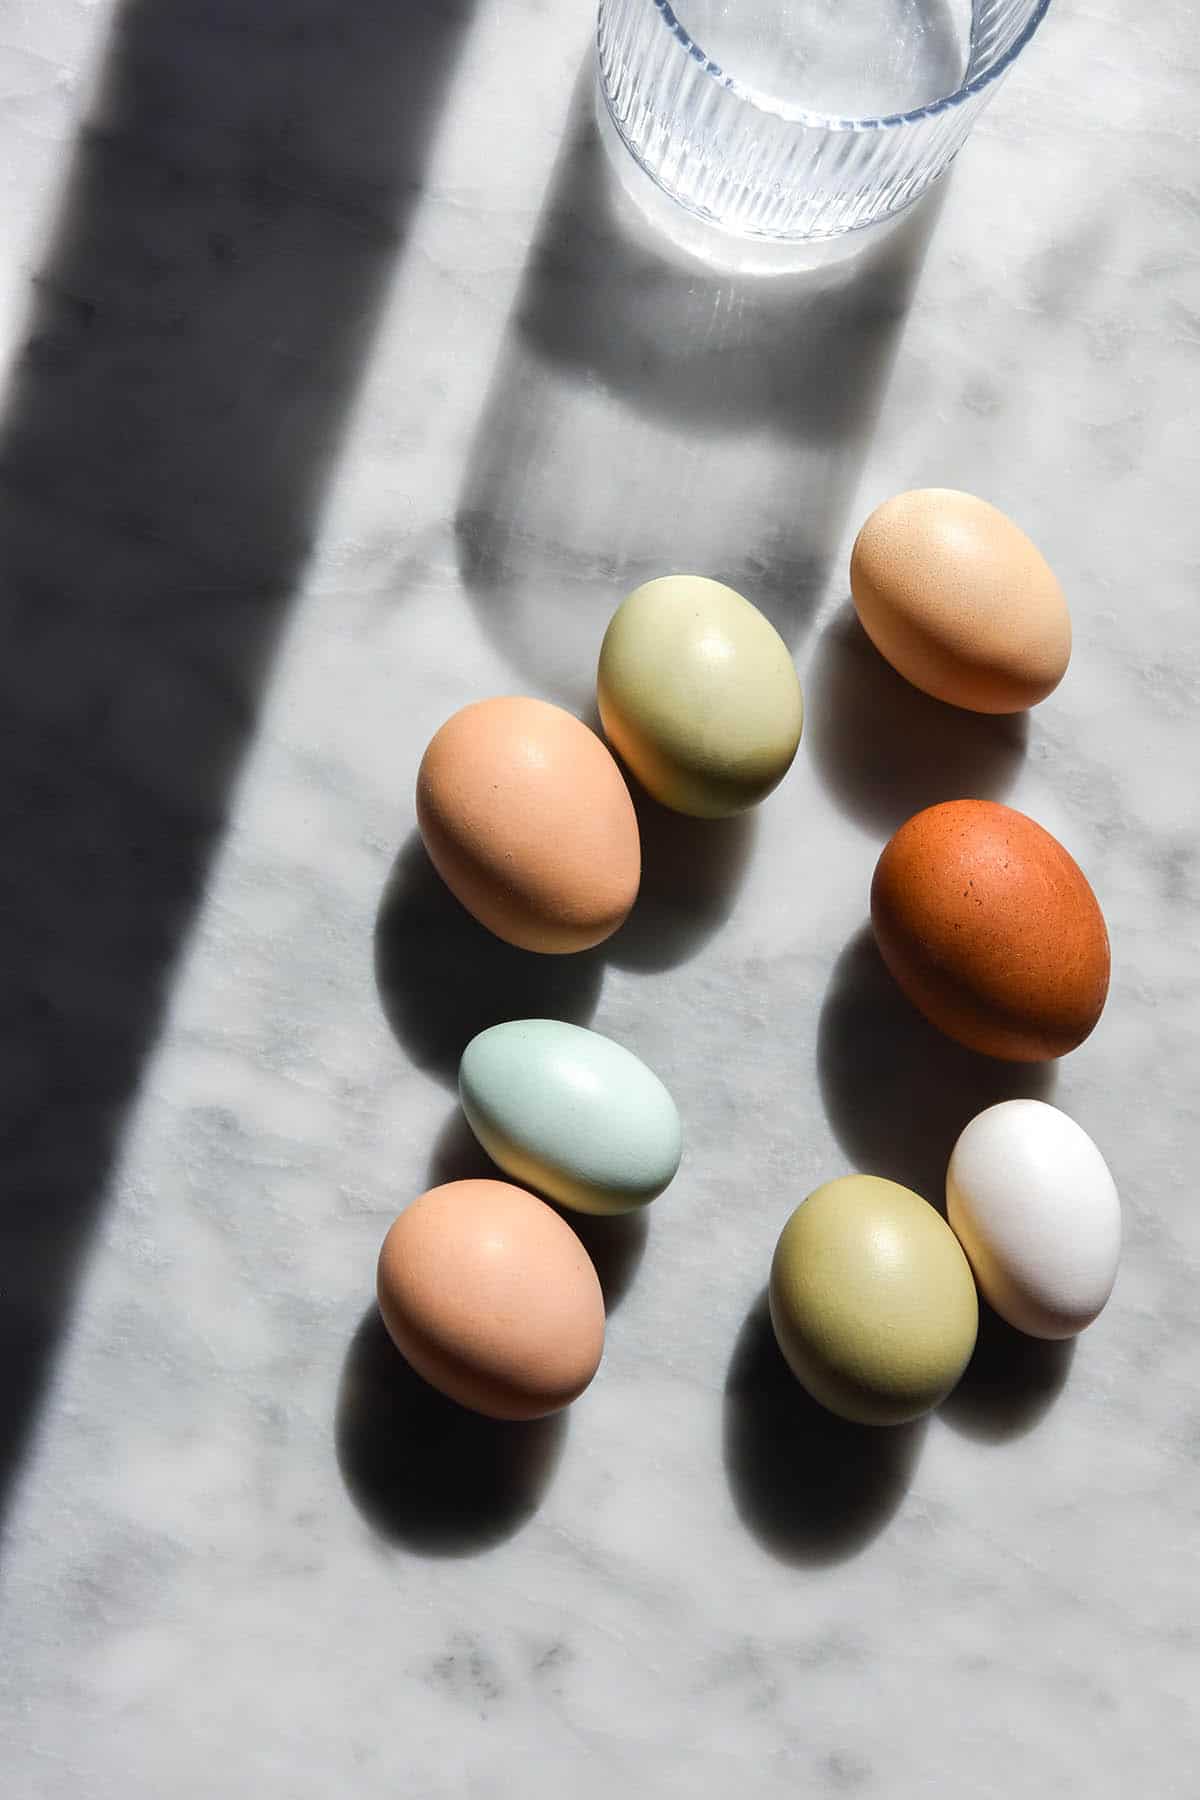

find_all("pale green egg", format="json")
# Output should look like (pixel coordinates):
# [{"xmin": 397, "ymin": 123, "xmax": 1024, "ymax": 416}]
[
  {"xmin": 459, "ymin": 1019, "xmax": 682, "ymax": 1216},
  {"xmin": 769, "ymin": 1175, "xmax": 979, "ymax": 1426},
  {"xmin": 597, "ymin": 574, "xmax": 804, "ymax": 818}
]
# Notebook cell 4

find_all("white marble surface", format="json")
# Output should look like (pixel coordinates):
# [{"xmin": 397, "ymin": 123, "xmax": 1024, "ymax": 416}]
[{"xmin": 1, "ymin": 1, "xmax": 1198, "ymax": 1794}]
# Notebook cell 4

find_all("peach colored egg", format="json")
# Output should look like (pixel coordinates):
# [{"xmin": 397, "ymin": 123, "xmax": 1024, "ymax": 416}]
[
  {"xmin": 850, "ymin": 489, "xmax": 1071, "ymax": 714},
  {"xmin": 417, "ymin": 696, "xmax": 640, "ymax": 954},
  {"xmin": 871, "ymin": 800, "xmax": 1110, "ymax": 1062},
  {"xmin": 376, "ymin": 1179, "xmax": 605, "ymax": 1421}
]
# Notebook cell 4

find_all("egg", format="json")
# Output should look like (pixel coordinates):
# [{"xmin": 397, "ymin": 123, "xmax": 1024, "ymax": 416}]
[
  {"xmin": 947, "ymin": 1100, "xmax": 1120, "ymax": 1339},
  {"xmin": 376, "ymin": 1179, "xmax": 605, "ymax": 1420},
  {"xmin": 850, "ymin": 488, "xmax": 1071, "ymax": 713},
  {"xmin": 417, "ymin": 696, "xmax": 640, "ymax": 954},
  {"xmin": 769, "ymin": 1175, "xmax": 978, "ymax": 1426},
  {"xmin": 871, "ymin": 800, "xmax": 1110, "ymax": 1061},
  {"xmin": 597, "ymin": 575, "xmax": 803, "ymax": 818},
  {"xmin": 459, "ymin": 1019, "xmax": 682, "ymax": 1216}
]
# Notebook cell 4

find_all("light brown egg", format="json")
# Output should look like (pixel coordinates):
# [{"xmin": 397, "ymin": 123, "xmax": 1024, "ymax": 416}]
[
  {"xmin": 871, "ymin": 800, "xmax": 1110, "ymax": 1062},
  {"xmin": 850, "ymin": 489, "xmax": 1071, "ymax": 713},
  {"xmin": 417, "ymin": 696, "xmax": 640, "ymax": 954},
  {"xmin": 376, "ymin": 1179, "xmax": 605, "ymax": 1421}
]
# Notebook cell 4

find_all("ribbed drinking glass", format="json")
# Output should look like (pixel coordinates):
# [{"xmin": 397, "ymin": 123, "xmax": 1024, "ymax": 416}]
[{"xmin": 597, "ymin": 0, "xmax": 1052, "ymax": 243}]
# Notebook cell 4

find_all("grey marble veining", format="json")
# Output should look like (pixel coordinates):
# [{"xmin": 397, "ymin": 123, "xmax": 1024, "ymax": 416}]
[{"xmin": 1, "ymin": 1, "xmax": 1197, "ymax": 1795}]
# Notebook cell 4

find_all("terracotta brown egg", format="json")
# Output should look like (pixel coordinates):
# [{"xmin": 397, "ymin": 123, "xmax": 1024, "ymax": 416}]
[{"xmin": 870, "ymin": 800, "xmax": 1110, "ymax": 1062}]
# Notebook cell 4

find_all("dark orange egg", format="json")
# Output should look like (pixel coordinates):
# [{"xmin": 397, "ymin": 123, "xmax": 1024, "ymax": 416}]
[{"xmin": 870, "ymin": 800, "xmax": 1110, "ymax": 1062}]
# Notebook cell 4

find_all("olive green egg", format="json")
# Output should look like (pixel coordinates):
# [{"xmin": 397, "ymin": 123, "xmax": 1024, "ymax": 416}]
[
  {"xmin": 597, "ymin": 575, "xmax": 804, "ymax": 818},
  {"xmin": 769, "ymin": 1175, "xmax": 979, "ymax": 1426}
]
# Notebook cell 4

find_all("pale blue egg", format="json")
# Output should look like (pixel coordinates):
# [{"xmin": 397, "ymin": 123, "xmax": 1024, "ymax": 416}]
[{"xmin": 458, "ymin": 1019, "xmax": 682, "ymax": 1216}]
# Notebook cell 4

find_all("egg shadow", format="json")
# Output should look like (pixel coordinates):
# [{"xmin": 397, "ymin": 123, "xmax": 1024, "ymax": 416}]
[
  {"xmin": 817, "ymin": 924, "xmax": 1057, "ymax": 1208},
  {"xmin": 806, "ymin": 605, "xmax": 1029, "ymax": 836},
  {"xmin": 603, "ymin": 776, "xmax": 760, "ymax": 973},
  {"xmin": 374, "ymin": 833, "xmax": 605, "ymax": 1088},
  {"xmin": 723, "ymin": 1294, "xmax": 926, "ymax": 1565},
  {"xmin": 940, "ymin": 1302, "xmax": 1076, "ymax": 1443},
  {"xmin": 335, "ymin": 1307, "xmax": 568, "ymax": 1555},
  {"xmin": 426, "ymin": 1108, "xmax": 649, "ymax": 1312}
]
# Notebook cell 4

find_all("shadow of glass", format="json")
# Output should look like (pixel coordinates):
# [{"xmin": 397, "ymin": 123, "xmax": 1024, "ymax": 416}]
[
  {"xmin": 374, "ymin": 833, "xmax": 605, "ymax": 1089},
  {"xmin": 336, "ymin": 1308, "xmax": 566, "ymax": 1555},
  {"xmin": 941, "ymin": 1302, "xmax": 1076, "ymax": 1443},
  {"xmin": 724, "ymin": 1294, "xmax": 926, "ymax": 1565},
  {"xmin": 455, "ymin": 62, "xmax": 944, "ymax": 710},
  {"xmin": 0, "ymin": 0, "xmax": 478, "ymax": 1536},
  {"xmin": 806, "ymin": 605, "xmax": 1029, "ymax": 835},
  {"xmin": 426, "ymin": 1108, "xmax": 649, "ymax": 1311},
  {"xmin": 817, "ymin": 925, "xmax": 1058, "ymax": 1207}
]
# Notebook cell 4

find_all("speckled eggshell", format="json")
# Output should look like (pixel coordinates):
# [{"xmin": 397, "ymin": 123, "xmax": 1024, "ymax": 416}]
[
  {"xmin": 947, "ymin": 1099, "xmax": 1121, "ymax": 1339},
  {"xmin": 416, "ymin": 696, "xmax": 640, "ymax": 954},
  {"xmin": 376, "ymin": 1179, "xmax": 605, "ymax": 1421},
  {"xmin": 459, "ymin": 1019, "xmax": 682, "ymax": 1216},
  {"xmin": 769, "ymin": 1175, "xmax": 979, "ymax": 1426},
  {"xmin": 871, "ymin": 800, "xmax": 1110, "ymax": 1062},
  {"xmin": 850, "ymin": 488, "xmax": 1071, "ymax": 713},
  {"xmin": 597, "ymin": 575, "xmax": 804, "ymax": 818}
]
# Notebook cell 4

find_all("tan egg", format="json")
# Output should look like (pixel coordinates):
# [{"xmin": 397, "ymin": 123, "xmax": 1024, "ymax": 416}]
[
  {"xmin": 850, "ymin": 489, "xmax": 1071, "ymax": 713},
  {"xmin": 417, "ymin": 696, "xmax": 640, "ymax": 954},
  {"xmin": 376, "ymin": 1179, "xmax": 605, "ymax": 1421},
  {"xmin": 871, "ymin": 800, "xmax": 1110, "ymax": 1062}
]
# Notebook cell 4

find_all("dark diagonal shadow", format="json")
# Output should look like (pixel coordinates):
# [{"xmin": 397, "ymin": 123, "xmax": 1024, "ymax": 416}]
[{"xmin": 0, "ymin": 0, "xmax": 478, "ymax": 1539}]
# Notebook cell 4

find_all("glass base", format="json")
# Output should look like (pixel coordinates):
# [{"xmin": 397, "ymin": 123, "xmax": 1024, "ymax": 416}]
[{"xmin": 596, "ymin": 0, "xmax": 1048, "ymax": 253}]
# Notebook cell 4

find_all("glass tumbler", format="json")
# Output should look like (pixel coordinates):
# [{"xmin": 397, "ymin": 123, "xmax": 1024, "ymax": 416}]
[{"xmin": 597, "ymin": 0, "xmax": 1052, "ymax": 245}]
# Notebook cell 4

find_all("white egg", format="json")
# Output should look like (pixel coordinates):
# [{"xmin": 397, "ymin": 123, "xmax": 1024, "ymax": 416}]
[{"xmin": 946, "ymin": 1099, "xmax": 1120, "ymax": 1340}]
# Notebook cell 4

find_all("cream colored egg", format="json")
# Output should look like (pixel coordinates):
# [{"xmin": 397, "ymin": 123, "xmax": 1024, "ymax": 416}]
[{"xmin": 850, "ymin": 489, "xmax": 1071, "ymax": 713}]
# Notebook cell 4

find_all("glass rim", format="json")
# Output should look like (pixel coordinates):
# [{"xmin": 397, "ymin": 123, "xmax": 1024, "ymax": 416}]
[{"xmin": 644, "ymin": 0, "xmax": 1054, "ymax": 132}]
